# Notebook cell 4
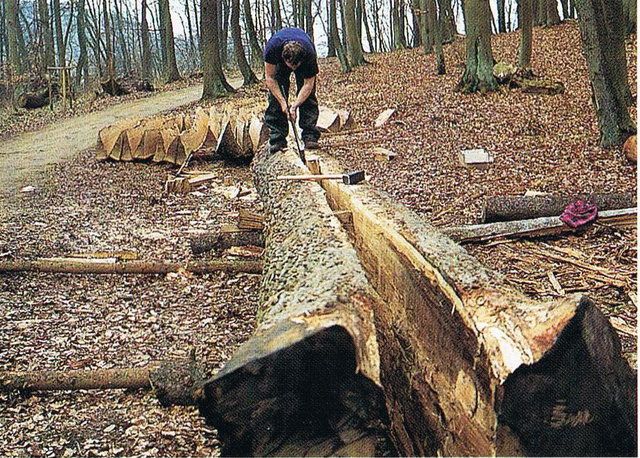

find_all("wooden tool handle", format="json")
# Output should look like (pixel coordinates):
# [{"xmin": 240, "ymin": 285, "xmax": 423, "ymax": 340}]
[{"xmin": 277, "ymin": 174, "xmax": 341, "ymax": 181}]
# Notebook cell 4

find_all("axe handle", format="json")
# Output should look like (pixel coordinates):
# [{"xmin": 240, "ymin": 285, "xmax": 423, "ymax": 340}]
[{"xmin": 277, "ymin": 174, "xmax": 342, "ymax": 181}]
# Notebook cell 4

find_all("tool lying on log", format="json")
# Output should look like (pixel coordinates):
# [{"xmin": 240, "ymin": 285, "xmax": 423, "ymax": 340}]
[
  {"xmin": 280, "ymin": 83, "xmax": 305, "ymax": 163},
  {"xmin": 277, "ymin": 170, "xmax": 366, "ymax": 185}
]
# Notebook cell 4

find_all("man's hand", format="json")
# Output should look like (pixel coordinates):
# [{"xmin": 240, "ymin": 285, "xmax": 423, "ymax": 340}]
[{"xmin": 288, "ymin": 104, "xmax": 298, "ymax": 123}]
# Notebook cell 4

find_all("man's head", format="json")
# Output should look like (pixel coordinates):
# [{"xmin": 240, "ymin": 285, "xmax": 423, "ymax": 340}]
[{"xmin": 282, "ymin": 41, "xmax": 305, "ymax": 70}]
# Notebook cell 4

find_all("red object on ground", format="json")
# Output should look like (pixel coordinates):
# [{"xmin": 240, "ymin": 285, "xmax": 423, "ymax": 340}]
[{"xmin": 560, "ymin": 200, "xmax": 599, "ymax": 228}]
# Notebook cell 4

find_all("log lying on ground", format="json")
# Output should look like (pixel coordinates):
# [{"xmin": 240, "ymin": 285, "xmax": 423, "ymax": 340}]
[
  {"xmin": 311, "ymin": 152, "xmax": 636, "ymax": 456},
  {"xmin": 16, "ymin": 88, "xmax": 52, "ymax": 109},
  {"xmin": 482, "ymin": 192, "xmax": 636, "ymax": 223},
  {"xmin": 189, "ymin": 226, "xmax": 265, "ymax": 255},
  {"xmin": 1, "ymin": 359, "xmax": 201, "ymax": 406},
  {"xmin": 445, "ymin": 207, "xmax": 637, "ymax": 243},
  {"xmin": 0, "ymin": 258, "xmax": 262, "ymax": 275},
  {"xmin": 100, "ymin": 77, "xmax": 130, "ymax": 96},
  {"xmin": 197, "ymin": 148, "xmax": 395, "ymax": 456}
]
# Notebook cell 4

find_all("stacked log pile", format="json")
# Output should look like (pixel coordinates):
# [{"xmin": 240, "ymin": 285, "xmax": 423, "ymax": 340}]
[{"xmin": 97, "ymin": 105, "xmax": 351, "ymax": 166}]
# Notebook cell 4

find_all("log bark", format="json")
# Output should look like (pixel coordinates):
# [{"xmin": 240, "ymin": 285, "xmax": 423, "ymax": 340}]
[
  {"xmin": 445, "ymin": 208, "xmax": 637, "ymax": 243},
  {"xmin": 0, "ymin": 259, "xmax": 263, "ymax": 275},
  {"xmin": 197, "ymin": 148, "xmax": 395, "ymax": 456},
  {"xmin": 189, "ymin": 228, "xmax": 265, "ymax": 255},
  {"xmin": 482, "ymin": 192, "xmax": 637, "ymax": 223},
  {"xmin": 1, "ymin": 359, "xmax": 202, "ymax": 406}
]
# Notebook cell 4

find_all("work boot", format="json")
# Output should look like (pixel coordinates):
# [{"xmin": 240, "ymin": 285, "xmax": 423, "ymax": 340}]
[
  {"xmin": 269, "ymin": 140, "xmax": 287, "ymax": 154},
  {"xmin": 304, "ymin": 139, "xmax": 319, "ymax": 150}
]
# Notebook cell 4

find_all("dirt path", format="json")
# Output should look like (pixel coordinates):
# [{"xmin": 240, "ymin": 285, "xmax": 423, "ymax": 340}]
[{"xmin": 0, "ymin": 84, "xmax": 208, "ymax": 194}]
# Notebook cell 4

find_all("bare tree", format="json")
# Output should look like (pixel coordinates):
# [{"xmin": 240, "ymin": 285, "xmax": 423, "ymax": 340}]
[
  {"xmin": 76, "ymin": 0, "xmax": 89, "ymax": 86},
  {"xmin": 243, "ymin": 0, "xmax": 263, "ymax": 62},
  {"xmin": 52, "ymin": 0, "xmax": 65, "ymax": 66},
  {"xmin": 141, "ymin": 0, "xmax": 152, "ymax": 81},
  {"xmin": 574, "ymin": 0, "xmax": 635, "ymax": 146},
  {"xmin": 345, "ymin": 0, "xmax": 365, "ymax": 66},
  {"xmin": 427, "ymin": 0, "xmax": 445, "ymax": 73},
  {"xmin": 231, "ymin": 0, "xmax": 258, "ymax": 85},
  {"xmin": 159, "ymin": 0, "xmax": 180, "ymax": 81},
  {"xmin": 458, "ymin": 0, "xmax": 497, "ymax": 93},
  {"xmin": 497, "ymin": 0, "xmax": 506, "ymax": 32},
  {"xmin": 5, "ymin": 0, "xmax": 20, "ymax": 74},
  {"xmin": 518, "ymin": 0, "xmax": 533, "ymax": 68},
  {"xmin": 201, "ymin": 0, "xmax": 234, "ymax": 99},
  {"xmin": 37, "ymin": 0, "xmax": 55, "ymax": 70}
]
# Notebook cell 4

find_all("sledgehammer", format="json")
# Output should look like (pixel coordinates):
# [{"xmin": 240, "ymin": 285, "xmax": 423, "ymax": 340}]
[{"xmin": 277, "ymin": 170, "xmax": 366, "ymax": 185}]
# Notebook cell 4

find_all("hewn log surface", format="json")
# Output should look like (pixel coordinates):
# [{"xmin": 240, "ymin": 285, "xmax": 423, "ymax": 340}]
[
  {"xmin": 1, "ymin": 359, "xmax": 202, "ymax": 406},
  {"xmin": 311, "ymin": 153, "xmax": 636, "ymax": 456},
  {"xmin": 0, "ymin": 258, "xmax": 263, "ymax": 275},
  {"xmin": 482, "ymin": 192, "xmax": 636, "ymax": 223},
  {"xmin": 197, "ymin": 148, "xmax": 395, "ymax": 456}
]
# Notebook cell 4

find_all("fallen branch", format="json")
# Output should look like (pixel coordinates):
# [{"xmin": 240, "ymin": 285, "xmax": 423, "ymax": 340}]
[
  {"xmin": 444, "ymin": 208, "xmax": 637, "ymax": 243},
  {"xmin": 482, "ymin": 193, "xmax": 636, "ymax": 223},
  {"xmin": 0, "ymin": 258, "xmax": 262, "ymax": 275},
  {"xmin": 1, "ymin": 359, "xmax": 202, "ymax": 406}
]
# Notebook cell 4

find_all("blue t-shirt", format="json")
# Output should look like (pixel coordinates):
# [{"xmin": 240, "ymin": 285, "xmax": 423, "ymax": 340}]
[{"xmin": 263, "ymin": 28, "xmax": 319, "ymax": 79}]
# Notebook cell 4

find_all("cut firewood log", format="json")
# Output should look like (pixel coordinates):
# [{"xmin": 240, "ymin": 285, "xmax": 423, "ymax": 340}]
[
  {"xmin": 303, "ymin": 152, "xmax": 637, "ymax": 456},
  {"xmin": 238, "ymin": 209, "xmax": 264, "ymax": 230},
  {"xmin": 0, "ymin": 258, "xmax": 262, "ymax": 275},
  {"xmin": 216, "ymin": 118, "xmax": 250, "ymax": 161},
  {"xmin": 125, "ymin": 125, "xmax": 146, "ymax": 159},
  {"xmin": 317, "ymin": 106, "xmax": 341, "ymax": 132},
  {"xmin": 197, "ymin": 148, "xmax": 395, "ymax": 456},
  {"xmin": 337, "ymin": 109, "xmax": 354, "ymax": 129},
  {"xmin": 510, "ymin": 76, "xmax": 565, "ymax": 95},
  {"xmin": 374, "ymin": 108, "xmax": 396, "ymax": 127},
  {"xmin": 97, "ymin": 119, "xmax": 138, "ymax": 160},
  {"xmin": 248, "ymin": 116, "xmax": 269, "ymax": 151},
  {"xmin": 445, "ymin": 207, "xmax": 637, "ymax": 243},
  {"xmin": 179, "ymin": 107, "xmax": 210, "ymax": 156},
  {"xmin": 1, "ymin": 359, "xmax": 202, "ymax": 407},
  {"xmin": 141, "ymin": 129, "xmax": 163, "ymax": 160},
  {"xmin": 482, "ymin": 192, "xmax": 637, "ymax": 223}
]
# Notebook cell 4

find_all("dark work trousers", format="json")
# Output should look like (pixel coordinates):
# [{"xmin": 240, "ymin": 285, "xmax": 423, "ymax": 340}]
[{"xmin": 265, "ymin": 63, "xmax": 320, "ymax": 146}]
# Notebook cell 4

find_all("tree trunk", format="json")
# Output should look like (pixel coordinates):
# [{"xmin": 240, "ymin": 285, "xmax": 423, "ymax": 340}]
[
  {"xmin": 243, "ymin": 0, "xmax": 263, "ymax": 62},
  {"xmin": 497, "ymin": 0, "xmax": 506, "ymax": 32},
  {"xmin": 184, "ymin": 0, "xmax": 195, "ymax": 57},
  {"xmin": 5, "ymin": 0, "xmax": 20, "ymax": 75},
  {"xmin": 113, "ymin": 0, "xmax": 130, "ymax": 74},
  {"xmin": 519, "ymin": 0, "xmax": 533, "ymax": 68},
  {"xmin": 271, "ymin": 0, "xmax": 282, "ymax": 31},
  {"xmin": 159, "ymin": 0, "xmax": 180, "ymax": 82},
  {"xmin": 140, "ymin": 0, "xmax": 152, "ymax": 81},
  {"xmin": 345, "ymin": 0, "xmax": 365, "ymax": 66},
  {"xmin": 420, "ymin": 0, "xmax": 431, "ymax": 53},
  {"xmin": 481, "ymin": 192, "xmax": 637, "ymax": 223},
  {"xmin": 560, "ymin": 0, "xmax": 569, "ymax": 18},
  {"xmin": 437, "ymin": 0, "xmax": 456, "ymax": 42},
  {"xmin": 305, "ymin": 0, "xmax": 314, "ymax": 41},
  {"xmin": 575, "ymin": 0, "xmax": 636, "ymax": 147},
  {"xmin": 37, "ymin": 0, "xmax": 55, "ymax": 71},
  {"xmin": 330, "ymin": 0, "xmax": 351, "ymax": 71},
  {"xmin": 102, "ymin": 0, "xmax": 116, "ymax": 84},
  {"xmin": 458, "ymin": 0, "xmax": 497, "ymax": 93},
  {"xmin": 392, "ymin": 0, "xmax": 406, "ymax": 48},
  {"xmin": 546, "ymin": 0, "xmax": 561, "ymax": 25},
  {"xmin": 427, "ymin": 0, "xmax": 445, "ymax": 73},
  {"xmin": 327, "ymin": 0, "xmax": 336, "ymax": 56},
  {"xmin": 231, "ymin": 0, "xmax": 258, "ymax": 85},
  {"xmin": 201, "ymin": 0, "xmax": 235, "ymax": 99},
  {"xmin": 75, "ymin": 0, "xmax": 88, "ymax": 87},
  {"xmin": 219, "ymin": 0, "xmax": 230, "ymax": 65},
  {"xmin": 52, "ymin": 0, "xmax": 65, "ymax": 67}
]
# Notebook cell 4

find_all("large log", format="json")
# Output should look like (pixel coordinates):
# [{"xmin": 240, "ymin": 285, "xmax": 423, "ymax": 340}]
[
  {"xmin": 445, "ymin": 207, "xmax": 637, "ymax": 243},
  {"xmin": 482, "ymin": 192, "xmax": 637, "ymax": 223},
  {"xmin": 200, "ymin": 147, "xmax": 637, "ymax": 455},
  {"xmin": 307, "ymin": 153, "xmax": 637, "ymax": 456},
  {"xmin": 0, "ymin": 258, "xmax": 262, "ymax": 275},
  {"xmin": 1, "ymin": 359, "xmax": 201, "ymax": 406},
  {"xmin": 197, "ymin": 148, "xmax": 395, "ymax": 456}
]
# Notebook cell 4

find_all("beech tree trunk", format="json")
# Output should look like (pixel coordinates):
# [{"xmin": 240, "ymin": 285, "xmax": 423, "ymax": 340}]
[
  {"xmin": 242, "ymin": 0, "xmax": 263, "ymax": 62},
  {"xmin": 201, "ymin": 0, "xmax": 235, "ymax": 99},
  {"xmin": 345, "ymin": 0, "xmax": 366, "ymax": 66},
  {"xmin": 37, "ymin": 0, "xmax": 55, "ymax": 71},
  {"xmin": 271, "ymin": 0, "xmax": 282, "ymax": 31},
  {"xmin": 623, "ymin": 0, "xmax": 636, "ymax": 34},
  {"xmin": 76, "ymin": 0, "xmax": 89, "ymax": 87},
  {"xmin": 52, "ymin": 0, "xmax": 65, "ymax": 66},
  {"xmin": 231, "ymin": 0, "xmax": 258, "ymax": 85},
  {"xmin": 519, "ymin": 0, "xmax": 533, "ymax": 68},
  {"xmin": 458, "ymin": 0, "xmax": 497, "ymax": 93},
  {"xmin": 102, "ymin": 0, "xmax": 116, "ymax": 84},
  {"xmin": 497, "ymin": 0, "xmax": 507, "ymax": 32},
  {"xmin": 437, "ymin": 0, "xmax": 456, "ymax": 42},
  {"xmin": 159, "ymin": 0, "xmax": 180, "ymax": 82},
  {"xmin": 330, "ymin": 0, "xmax": 351, "ymax": 71},
  {"xmin": 140, "ymin": 0, "xmax": 152, "ymax": 81},
  {"xmin": 427, "ymin": 0, "xmax": 445, "ymax": 74},
  {"xmin": 575, "ymin": 0, "xmax": 636, "ymax": 147},
  {"xmin": 5, "ymin": 0, "xmax": 20, "ymax": 75}
]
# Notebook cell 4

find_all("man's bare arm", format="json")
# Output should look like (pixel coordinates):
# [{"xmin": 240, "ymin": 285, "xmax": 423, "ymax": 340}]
[{"xmin": 264, "ymin": 63, "xmax": 287, "ymax": 113}]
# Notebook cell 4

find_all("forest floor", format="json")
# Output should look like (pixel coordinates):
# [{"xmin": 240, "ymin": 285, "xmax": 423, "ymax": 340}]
[{"xmin": 0, "ymin": 21, "xmax": 636, "ymax": 457}]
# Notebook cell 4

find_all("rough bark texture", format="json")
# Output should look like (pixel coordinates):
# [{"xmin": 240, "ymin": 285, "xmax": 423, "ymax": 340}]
[
  {"xmin": 575, "ymin": 0, "xmax": 636, "ymax": 146},
  {"xmin": 197, "ymin": 148, "xmax": 395, "ymax": 456},
  {"xmin": 313, "ymin": 152, "xmax": 637, "ymax": 456},
  {"xmin": 458, "ymin": 0, "xmax": 497, "ymax": 93},
  {"xmin": 189, "ymin": 229, "xmax": 265, "ymax": 255},
  {"xmin": 482, "ymin": 192, "xmax": 637, "ymax": 223},
  {"xmin": 141, "ymin": 0, "xmax": 152, "ymax": 81},
  {"xmin": 5, "ymin": 0, "xmax": 20, "ymax": 75},
  {"xmin": 37, "ymin": 0, "xmax": 55, "ymax": 70}
]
